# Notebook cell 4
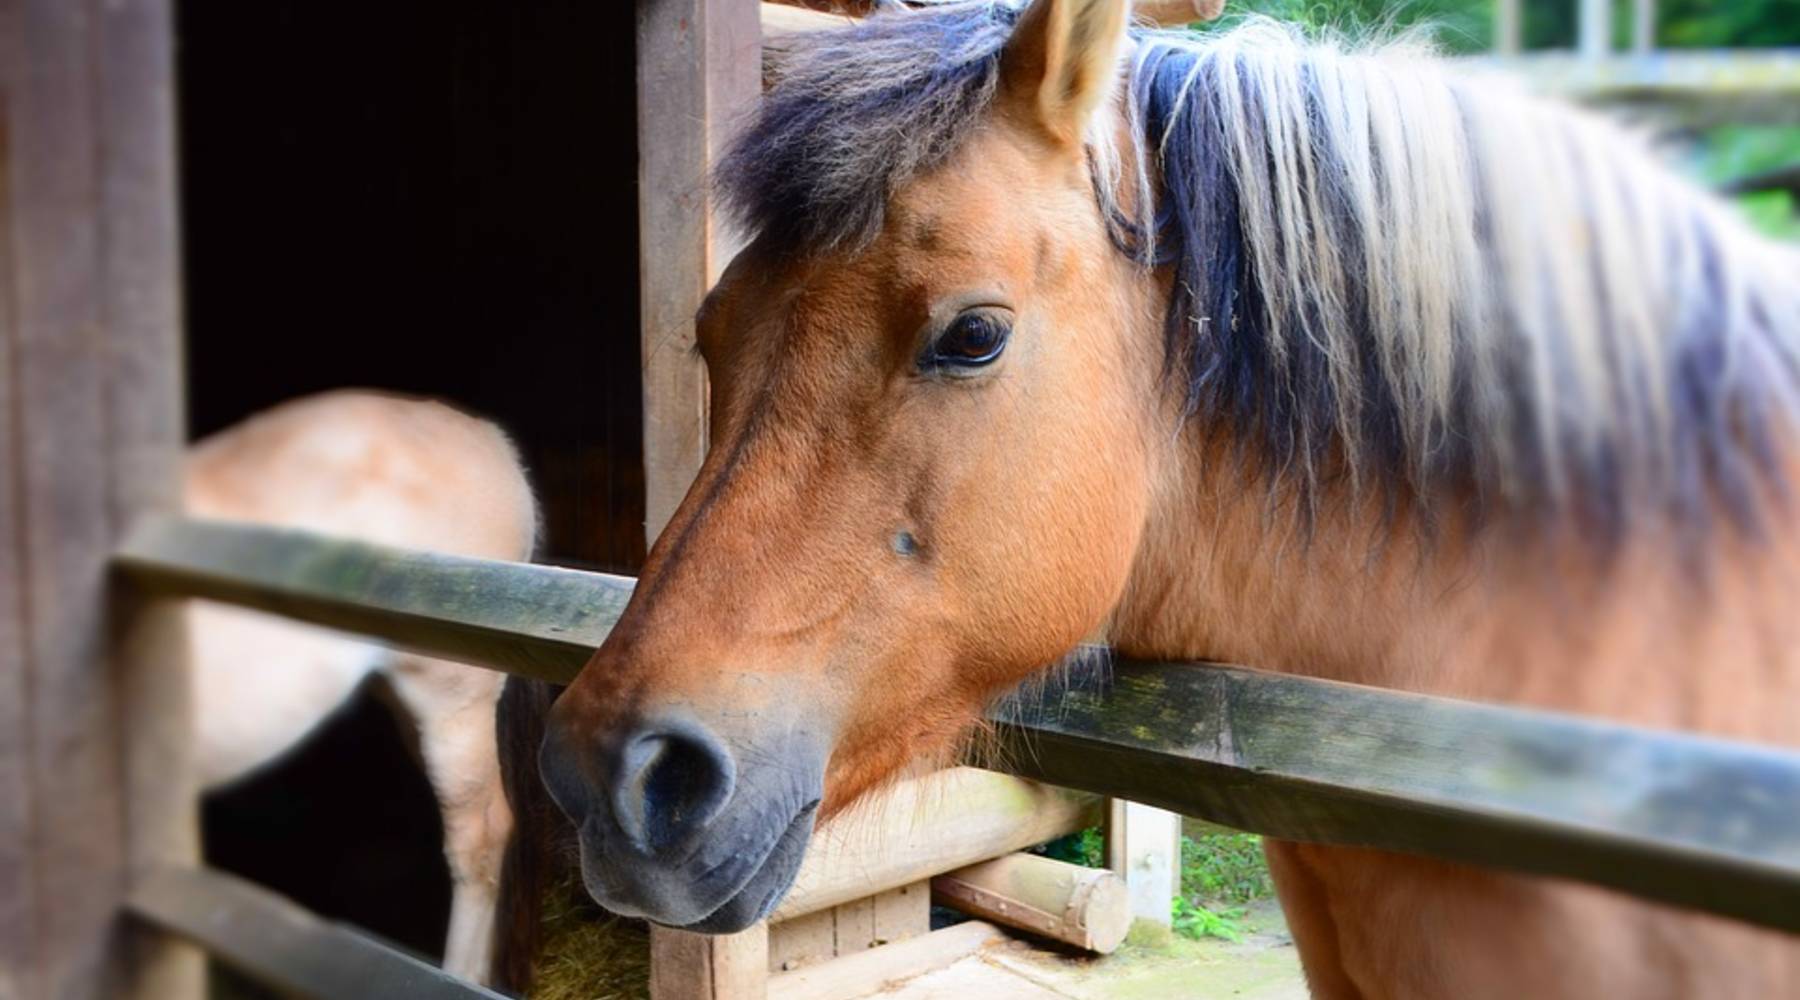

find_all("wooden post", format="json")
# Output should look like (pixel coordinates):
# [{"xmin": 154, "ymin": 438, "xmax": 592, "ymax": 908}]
[
  {"xmin": 1577, "ymin": 0, "xmax": 1610, "ymax": 60},
  {"xmin": 0, "ymin": 1, "xmax": 197, "ymax": 998},
  {"xmin": 1493, "ymin": 0, "xmax": 1522, "ymax": 55},
  {"xmin": 1106, "ymin": 800, "xmax": 1181, "ymax": 928},
  {"xmin": 637, "ymin": 0, "xmax": 761, "ymax": 544},
  {"xmin": 1631, "ymin": 0, "xmax": 1655, "ymax": 54},
  {"xmin": 639, "ymin": 0, "xmax": 762, "ymax": 993}
]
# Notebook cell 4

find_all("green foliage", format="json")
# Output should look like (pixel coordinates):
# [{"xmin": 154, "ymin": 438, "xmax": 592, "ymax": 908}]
[
  {"xmin": 1187, "ymin": 0, "xmax": 1800, "ymax": 52},
  {"xmin": 1172, "ymin": 896, "xmax": 1248, "ymax": 942},
  {"xmin": 1691, "ymin": 126, "xmax": 1800, "ymax": 241},
  {"xmin": 1181, "ymin": 831, "xmax": 1276, "ymax": 905},
  {"xmin": 1168, "ymin": 830, "xmax": 1275, "ymax": 943},
  {"xmin": 1032, "ymin": 826, "xmax": 1106, "ymax": 868}
]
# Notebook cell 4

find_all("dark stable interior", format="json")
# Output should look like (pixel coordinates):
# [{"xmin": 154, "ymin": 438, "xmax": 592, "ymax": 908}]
[{"xmin": 178, "ymin": 0, "xmax": 642, "ymax": 972}]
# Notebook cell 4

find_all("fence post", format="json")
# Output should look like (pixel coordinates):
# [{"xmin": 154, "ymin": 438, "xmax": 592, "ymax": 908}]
[
  {"xmin": 1578, "ymin": 0, "xmax": 1610, "ymax": 60},
  {"xmin": 0, "ymin": 1, "xmax": 197, "ymax": 998},
  {"xmin": 1106, "ymin": 800, "xmax": 1182, "ymax": 928}
]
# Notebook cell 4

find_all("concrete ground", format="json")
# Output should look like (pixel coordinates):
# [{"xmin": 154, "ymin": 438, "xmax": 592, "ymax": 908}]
[{"xmin": 872, "ymin": 899, "xmax": 1307, "ymax": 1000}]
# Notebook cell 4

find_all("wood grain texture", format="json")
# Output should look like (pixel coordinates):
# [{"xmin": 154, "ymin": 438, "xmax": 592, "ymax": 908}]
[
  {"xmin": 990, "ymin": 659, "xmax": 1800, "ymax": 933},
  {"xmin": 115, "ymin": 517, "xmax": 1800, "ymax": 933},
  {"xmin": 931, "ymin": 854, "xmax": 1130, "ymax": 954},
  {"xmin": 128, "ymin": 867, "xmax": 502, "ymax": 1000},
  {"xmin": 764, "ymin": 920, "xmax": 1004, "ymax": 1000},
  {"xmin": 649, "ymin": 924, "xmax": 769, "ymax": 1000},
  {"xmin": 117, "ymin": 516, "xmax": 632, "ymax": 685},
  {"xmin": 0, "ymin": 0, "xmax": 194, "ymax": 996},
  {"xmin": 637, "ymin": 0, "xmax": 760, "ymax": 542}
]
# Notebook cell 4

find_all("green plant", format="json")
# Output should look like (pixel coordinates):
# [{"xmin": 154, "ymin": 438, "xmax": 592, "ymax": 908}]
[
  {"xmin": 1033, "ymin": 826, "xmax": 1106, "ymax": 868},
  {"xmin": 1180, "ymin": 831, "xmax": 1275, "ymax": 905},
  {"xmin": 1171, "ymin": 896, "xmax": 1249, "ymax": 942}
]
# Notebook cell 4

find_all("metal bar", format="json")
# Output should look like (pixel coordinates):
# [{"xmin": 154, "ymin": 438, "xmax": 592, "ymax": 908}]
[
  {"xmin": 115, "ymin": 517, "xmax": 1800, "ymax": 933},
  {"xmin": 128, "ymin": 866, "xmax": 503, "ymax": 1000}
]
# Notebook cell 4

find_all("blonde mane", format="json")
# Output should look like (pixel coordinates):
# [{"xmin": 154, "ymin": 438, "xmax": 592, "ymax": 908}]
[{"xmin": 724, "ymin": 3, "xmax": 1800, "ymax": 541}]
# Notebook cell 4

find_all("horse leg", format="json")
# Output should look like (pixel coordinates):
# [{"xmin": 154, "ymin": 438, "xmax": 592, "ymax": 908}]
[
  {"xmin": 384, "ymin": 656, "xmax": 512, "ymax": 984},
  {"xmin": 1264, "ymin": 839, "xmax": 1364, "ymax": 1000}
]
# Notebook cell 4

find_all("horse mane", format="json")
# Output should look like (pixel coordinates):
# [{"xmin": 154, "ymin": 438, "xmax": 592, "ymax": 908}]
[{"xmin": 721, "ymin": 2, "xmax": 1800, "ymax": 544}]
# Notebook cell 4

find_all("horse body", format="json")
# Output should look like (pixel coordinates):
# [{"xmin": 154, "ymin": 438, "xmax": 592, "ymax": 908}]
[
  {"xmin": 536, "ymin": 2, "xmax": 1800, "ymax": 995},
  {"xmin": 187, "ymin": 390, "xmax": 536, "ymax": 982}
]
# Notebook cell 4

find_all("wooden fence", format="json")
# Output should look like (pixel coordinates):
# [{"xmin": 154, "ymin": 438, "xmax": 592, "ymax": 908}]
[
  {"xmin": 109, "ymin": 516, "xmax": 1800, "ymax": 999},
  {"xmin": 8, "ymin": 1, "xmax": 1800, "ymax": 998}
]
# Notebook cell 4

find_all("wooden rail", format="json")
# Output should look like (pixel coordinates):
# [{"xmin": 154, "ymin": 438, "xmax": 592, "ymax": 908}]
[
  {"xmin": 117, "ymin": 517, "xmax": 1800, "ymax": 934},
  {"xmin": 1459, "ymin": 50, "xmax": 1800, "ymax": 125},
  {"xmin": 129, "ymin": 866, "xmax": 503, "ymax": 1000}
]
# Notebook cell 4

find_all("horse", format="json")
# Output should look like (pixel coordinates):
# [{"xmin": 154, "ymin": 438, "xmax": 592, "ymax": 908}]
[
  {"xmin": 186, "ymin": 390, "xmax": 537, "ymax": 983},
  {"xmin": 530, "ymin": 1, "xmax": 1800, "ymax": 995}
]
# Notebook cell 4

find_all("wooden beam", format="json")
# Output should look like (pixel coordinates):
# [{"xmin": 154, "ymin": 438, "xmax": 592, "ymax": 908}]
[
  {"xmin": 775, "ymin": 768, "xmax": 1100, "ymax": 921},
  {"xmin": 116, "ymin": 516, "xmax": 631, "ymax": 685},
  {"xmin": 649, "ymin": 925, "xmax": 769, "ymax": 1000},
  {"xmin": 931, "ymin": 854, "xmax": 1130, "ymax": 953},
  {"xmin": 1105, "ymin": 799, "xmax": 1179, "ymax": 928},
  {"xmin": 988, "ymin": 660, "xmax": 1800, "ymax": 934},
  {"xmin": 1459, "ymin": 51, "xmax": 1800, "ymax": 126},
  {"xmin": 0, "ymin": 1, "xmax": 196, "ymax": 997},
  {"xmin": 128, "ymin": 867, "xmax": 503, "ymax": 1000},
  {"xmin": 113, "ymin": 518, "xmax": 1800, "ymax": 934},
  {"xmin": 638, "ymin": 0, "xmax": 761, "ymax": 543},
  {"xmin": 765, "ymin": 920, "xmax": 1004, "ymax": 1000}
]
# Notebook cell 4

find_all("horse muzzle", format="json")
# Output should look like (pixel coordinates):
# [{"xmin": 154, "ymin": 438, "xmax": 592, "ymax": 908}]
[{"xmin": 539, "ymin": 703, "xmax": 826, "ymax": 932}]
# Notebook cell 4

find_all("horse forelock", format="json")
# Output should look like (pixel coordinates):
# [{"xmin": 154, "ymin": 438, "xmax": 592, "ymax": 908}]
[{"xmin": 722, "ymin": 2, "xmax": 1800, "ymax": 546}]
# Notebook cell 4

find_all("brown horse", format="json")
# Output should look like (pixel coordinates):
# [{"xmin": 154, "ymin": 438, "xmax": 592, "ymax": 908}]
[{"xmin": 536, "ymin": 2, "xmax": 1800, "ymax": 995}]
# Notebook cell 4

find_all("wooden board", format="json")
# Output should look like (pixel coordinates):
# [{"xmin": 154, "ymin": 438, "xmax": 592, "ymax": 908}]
[
  {"xmin": 990, "ymin": 659, "xmax": 1800, "ymax": 933},
  {"xmin": 0, "ymin": 1, "xmax": 195, "ymax": 997},
  {"xmin": 129, "ymin": 867, "xmax": 501, "ymax": 1000},
  {"xmin": 650, "ymin": 925, "xmax": 769, "ymax": 1000},
  {"xmin": 637, "ymin": 0, "xmax": 760, "ymax": 542},
  {"xmin": 115, "ymin": 516, "xmax": 1800, "ymax": 934},
  {"xmin": 765, "ymin": 920, "xmax": 1004, "ymax": 1000}
]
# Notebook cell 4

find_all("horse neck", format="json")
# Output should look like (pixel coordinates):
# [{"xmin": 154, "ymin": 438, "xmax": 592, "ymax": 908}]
[{"xmin": 1108, "ymin": 434, "xmax": 1800, "ymax": 741}]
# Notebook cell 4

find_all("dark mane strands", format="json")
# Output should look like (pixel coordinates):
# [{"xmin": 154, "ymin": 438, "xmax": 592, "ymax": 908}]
[{"xmin": 721, "ymin": 2, "xmax": 1800, "ymax": 545}]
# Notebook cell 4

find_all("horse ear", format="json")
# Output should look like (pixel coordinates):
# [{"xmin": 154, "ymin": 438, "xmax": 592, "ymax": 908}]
[{"xmin": 1001, "ymin": 0, "xmax": 1130, "ymax": 146}]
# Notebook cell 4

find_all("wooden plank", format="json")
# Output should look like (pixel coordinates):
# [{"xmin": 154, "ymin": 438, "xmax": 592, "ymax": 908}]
[
  {"xmin": 637, "ymin": 0, "xmax": 760, "ymax": 542},
  {"xmin": 765, "ymin": 921, "xmax": 1004, "ymax": 1000},
  {"xmin": 116, "ymin": 516, "xmax": 631, "ymax": 684},
  {"xmin": 92, "ymin": 1, "xmax": 198, "ymax": 997},
  {"xmin": 774, "ymin": 768, "xmax": 1102, "ymax": 921},
  {"xmin": 1105, "ymin": 799, "xmax": 1179, "ymax": 928},
  {"xmin": 127, "ymin": 866, "xmax": 503, "ymax": 1000},
  {"xmin": 768, "ymin": 909, "xmax": 838, "ymax": 973},
  {"xmin": 869, "ymin": 882, "xmax": 929, "ymax": 948},
  {"xmin": 649, "ymin": 925, "xmax": 769, "ymax": 1000},
  {"xmin": 113, "ymin": 518, "xmax": 1800, "ymax": 933},
  {"xmin": 989, "ymin": 659, "xmax": 1800, "ymax": 934},
  {"xmin": 1459, "ymin": 50, "xmax": 1800, "ymax": 125},
  {"xmin": 0, "ymin": 0, "xmax": 193, "ymax": 997}
]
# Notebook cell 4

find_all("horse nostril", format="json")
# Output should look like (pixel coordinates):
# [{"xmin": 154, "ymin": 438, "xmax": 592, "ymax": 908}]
[{"xmin": 614, "ymin": 721, "xmax": 736, "ymax": 853}]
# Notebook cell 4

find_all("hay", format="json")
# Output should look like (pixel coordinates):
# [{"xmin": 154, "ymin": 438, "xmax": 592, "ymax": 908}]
[{"xmin": 529, "ymin": 877, "xmax": 653, "ymax": 1000}]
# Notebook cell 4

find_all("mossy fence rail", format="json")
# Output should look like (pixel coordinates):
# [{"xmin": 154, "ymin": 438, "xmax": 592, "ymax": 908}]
[{"xmin": 115, "ymin": 515, "xmax": 1800, "ymax": 1000}]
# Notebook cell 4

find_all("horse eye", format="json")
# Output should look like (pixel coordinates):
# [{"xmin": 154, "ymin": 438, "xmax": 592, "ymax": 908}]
[{"xmin": 927, "ymin": 311, "xmax": 1011, "ymax": 371}]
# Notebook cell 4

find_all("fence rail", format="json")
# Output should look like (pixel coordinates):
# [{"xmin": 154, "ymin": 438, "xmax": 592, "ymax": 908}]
[
  {"xmin": 117, "ymin": 516, "xmax": 1800, "ymax": 937},
  {"xmin": 129, "ymin": 866, "xmax": 502, "ymax": 1000}
]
